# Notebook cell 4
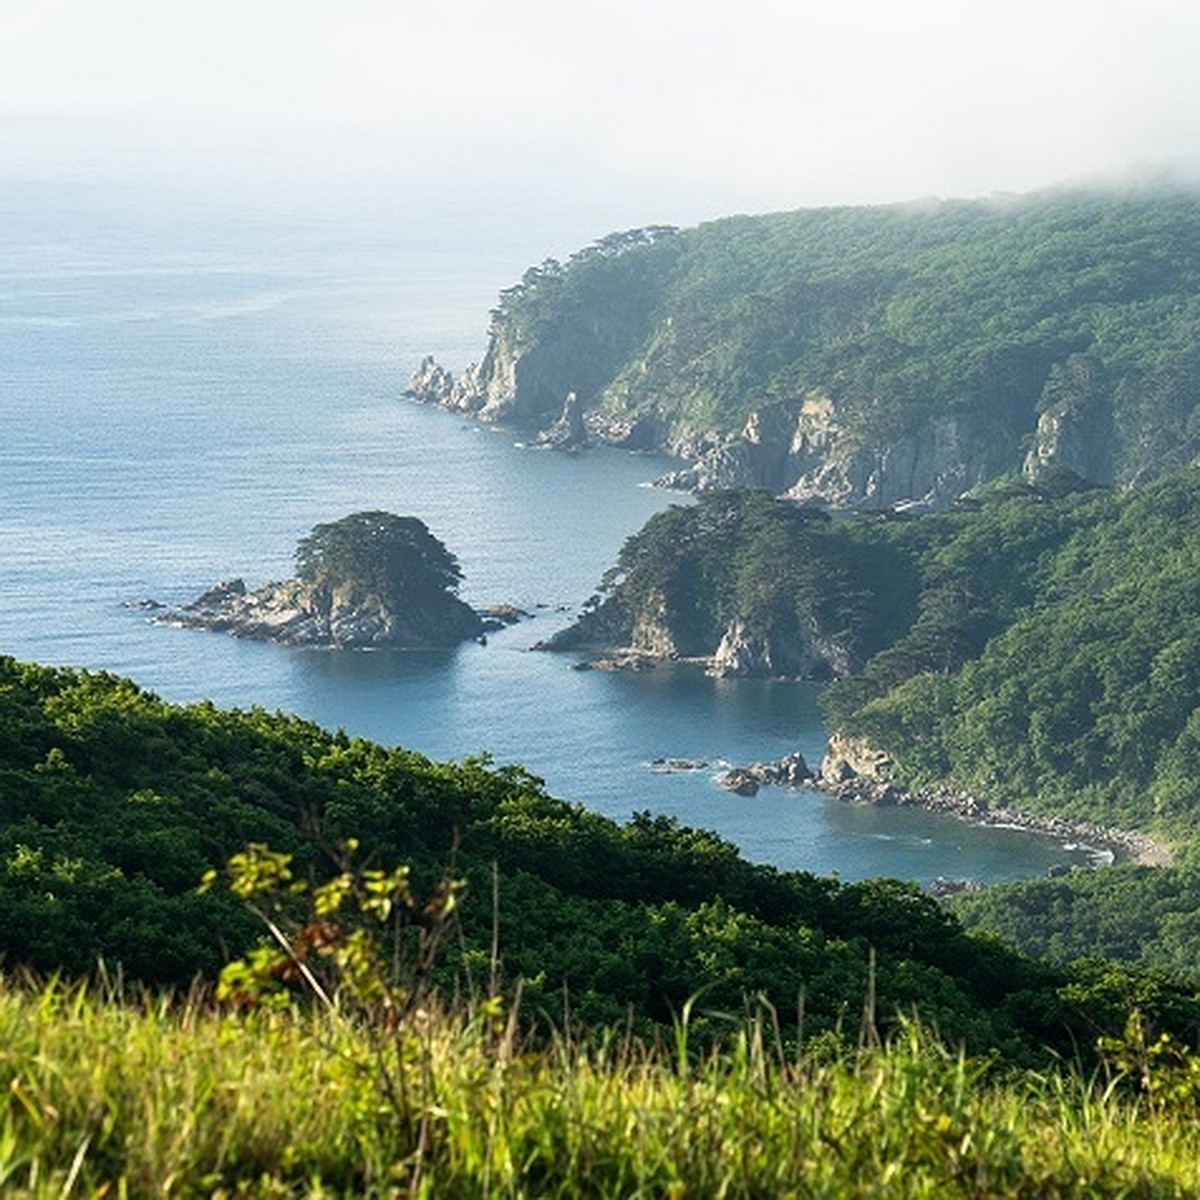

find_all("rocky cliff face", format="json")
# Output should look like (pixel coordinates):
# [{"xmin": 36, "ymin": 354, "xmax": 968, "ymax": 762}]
[
  {"xmin": 160, "ymin": 576, "xmax": 486, "ymax": 649},
  {"xmin": 819, "ymin": 733, "xmax": 896, "ymax": 784},
  {"xmin": 706, "ymin": 619, "xmax": 844, "ymax": 679},
  {"xmin": 410, "ymin": 348, "xmax": 1108, "ymax": 511},
  {"xmin": 1021, "ymin": 356, "xmax": 1115, "ymax": 486},
  {"xmin": 653, "ymin": 394, "xmax": 1048, "ymax": 509}
]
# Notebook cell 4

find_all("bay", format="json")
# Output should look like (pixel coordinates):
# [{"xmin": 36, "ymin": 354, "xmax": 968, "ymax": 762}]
[{"xmin": 0, "ymin": 186, "xmax": 1096, "ymax": 883}]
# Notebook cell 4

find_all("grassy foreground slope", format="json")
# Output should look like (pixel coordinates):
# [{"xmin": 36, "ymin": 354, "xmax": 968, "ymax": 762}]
[
  {"xmin": 5, "ymin": 977, "xmax": 1200, "ymax": 1197},
  {"xmin": 2, "ymin": 653, "xmax": 1199, "ymax": 1064}
]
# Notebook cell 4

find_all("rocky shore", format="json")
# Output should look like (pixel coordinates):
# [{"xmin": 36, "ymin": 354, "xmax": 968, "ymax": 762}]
[
  {"xmin": 811, "ymin": 773, "xmax": 1174, "ymax": 868},
  {"xmin": 154, "ymin": 576, "xmax": 507, "ymax": 650},
  {"xmin": 716, "ymin": 752, "xmax": 812, "ymax": 796},
  {"xmin": 709, "ymin": 732, "xmax": 1173, "ymax": 869},
  {"xmin": 815, "ymin": 733, "xmax": 1174, "ymax": 868}
]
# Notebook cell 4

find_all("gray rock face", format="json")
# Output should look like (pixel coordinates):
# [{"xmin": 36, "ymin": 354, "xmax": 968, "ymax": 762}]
[
  {"xmin": 1022, "ymin": 357, "xmax": 1114, "ymax": 485},
  {"xmin": 161, "ymin": 576, "xmax": 485, "ymax": 649},
  {"xmin": 707, "ymin": 620, "xmax": 826, "ymax": 679},
  {"xmin": 819, "ymin": 733, "xmax": 896, "ymax": 784},
  {"xmin": 408, "ymin": 353, "xmax": 1044, "ymax": 511},
  {"xmin": 655, "ymin": 395, "xmax": 1031, "ymax": 510},
  {"xmin": 534, "ymin": 392, "xmax": 590, "ymax": 450},
  {"xmin": 717, "ymin": 751, "xmax": 812, "ymax": 795}
]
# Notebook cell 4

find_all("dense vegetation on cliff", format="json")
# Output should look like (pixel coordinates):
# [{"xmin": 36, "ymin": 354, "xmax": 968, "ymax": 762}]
[
  {"xmin": 825, "ymin": 471, "xmax": 1200, "ymax": 837},
  {"xmin": 4, "ymin": 653, "xmax": 1199, "ymax": 1065},
  {"xmin": 566, "ymin": 476, "xmax": 1200, "ymax": 842},
  {"xmin": 559, "ymin": 474, "xmax": 1200, "ymax": 978},
  {"xmin": 416, "ymin": 187, "xmax": 1200, "ymax": 504}
]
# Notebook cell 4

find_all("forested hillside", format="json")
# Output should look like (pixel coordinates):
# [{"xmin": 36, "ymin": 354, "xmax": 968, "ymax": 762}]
[
  {"xmin": 4, "ymin": 654, "xmax": 1198, "ymax": 1064},
  {"xmin": 558, "ymin": 475, "xmax": 1200, "ymax": 846},
  {"xmin": 548, "ymin": 472, "xmax": 1200, "ymax": 979},
  {"xmin": 410, "ymin": 187, "xmax": 1200, "ymax": 507}
]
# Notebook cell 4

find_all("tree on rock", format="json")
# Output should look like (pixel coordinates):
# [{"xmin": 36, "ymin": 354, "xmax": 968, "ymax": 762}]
[{"xmin": 295, "ymin": 512, "xmax": 464, "ymax": 607}]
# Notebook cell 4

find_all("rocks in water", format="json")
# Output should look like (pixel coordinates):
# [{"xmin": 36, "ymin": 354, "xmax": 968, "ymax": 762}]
[
  {"xmin": 716, "ymin": 750, "xmax": 812, "ymax": 796},
  {"xmin": 160, "ymin": 576, "xmax": 486, "ymax": 649},
  {"xmin": 649, "ymin": 758, "xmax": 710, "ymax": 773},
  {"xmin": 534, "ymin": 392, "xmax": 591, "ymax": 451},
  {"xmin": 478, "ymin": 603, "xmax": 531, "ymax": 632},
  {"xmin": 718, "ymin": 768, "xmax": 761, "ymax": 796},
  {"xmin": 404, "ymin": 356, "xmax": 459, "ymax": 408},
  {"xmin": 570, "ymin": 652, "xmax": 658, "ymax": 672}
]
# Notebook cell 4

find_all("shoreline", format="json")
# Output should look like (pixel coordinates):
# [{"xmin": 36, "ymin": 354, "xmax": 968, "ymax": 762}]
[{"xmin": 809, "ymin": 774, "xmax": 1175, "ymax": 869}]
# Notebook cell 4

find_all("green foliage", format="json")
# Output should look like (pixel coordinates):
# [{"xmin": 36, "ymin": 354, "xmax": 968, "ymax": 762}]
[
  {"xmin": 950, "ymin": 865, "xmax": 1200, "ymax": 982},
  {"xmin": 569, "ymin": 489, "xmax": 913, "ymax": 671},
  {"xmin": 490, "ymin": 188, "xmax": 1200, "ymax": 478},
  {"xmin": 6, "ymin": 978, "xmax": 1200, "ymax": 1195},
  {"xmin": 568, "ymin": 474, "xmax": 1200, "ymax": 982},
  {"xmin": 294, "ymin": 510, "xmax": 463, "ymax": 604},
  {"xmin": 6, "ymin": 653, "xmax": 1199, "ymax": 1065}
]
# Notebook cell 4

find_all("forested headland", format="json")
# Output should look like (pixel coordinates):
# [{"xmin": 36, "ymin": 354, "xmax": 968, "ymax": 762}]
[
  {"xmin": 545, "ymin": 470, "xmax": 1200, "ymax": 983},
  {"xmin": 410, "ymin": 187, "xmax": 1200, "ymax": 508}
]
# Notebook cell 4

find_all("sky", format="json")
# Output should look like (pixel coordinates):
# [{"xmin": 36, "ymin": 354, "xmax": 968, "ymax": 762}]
[{"xmin": 4, "ymin": 0, "xmax": 1200, "ymax": 232}]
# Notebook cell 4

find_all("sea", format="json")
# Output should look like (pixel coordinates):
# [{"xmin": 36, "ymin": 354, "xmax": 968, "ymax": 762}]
[{"xmin": 0, "ymin": 179, "xmax": 1097, "ymax": 884}]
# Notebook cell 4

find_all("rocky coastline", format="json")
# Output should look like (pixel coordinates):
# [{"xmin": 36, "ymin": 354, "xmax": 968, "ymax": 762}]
[
  {"xmin": 707, "ymin": 733, "xmax": 1173, "ymax": 870},
  {"xmin": 716, "ymin": 751, "xmax": 812, "ymax": 796},
  {"xmin": 153, "ymin": 576, "xmax": 517, "ymax": 650},
  {"xmin": 813, "ymin": 733, "xmax": 1174, "ymax": 868}
]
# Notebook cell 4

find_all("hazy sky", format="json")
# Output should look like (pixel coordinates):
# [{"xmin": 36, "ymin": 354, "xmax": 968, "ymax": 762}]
[{"xmin": 4, "ymin": 0, "xmax": 1200, "ymax": 227}]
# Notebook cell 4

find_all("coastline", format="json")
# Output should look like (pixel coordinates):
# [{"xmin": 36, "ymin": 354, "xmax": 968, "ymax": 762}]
[{"xmin": 809, "ymin": 774, "xmax": 1175, "ymax": 869}]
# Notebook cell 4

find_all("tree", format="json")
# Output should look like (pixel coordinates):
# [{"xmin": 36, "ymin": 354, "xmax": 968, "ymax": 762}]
[{"xmin": 294, "ymin": 512, "xmax": 463, "ymax": 606}]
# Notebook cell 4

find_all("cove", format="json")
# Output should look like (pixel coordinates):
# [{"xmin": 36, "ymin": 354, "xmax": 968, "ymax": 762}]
[{"xmin": 0, "ymin": 201, "xmax": 1097, "ymax": 884}]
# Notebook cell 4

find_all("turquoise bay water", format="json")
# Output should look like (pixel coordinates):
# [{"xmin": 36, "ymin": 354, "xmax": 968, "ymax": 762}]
[{"xmin": 0, "ymin": 187, "xmax": 1095, "ymax": 883}]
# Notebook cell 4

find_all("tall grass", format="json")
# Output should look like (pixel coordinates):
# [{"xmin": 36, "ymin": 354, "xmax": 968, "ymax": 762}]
[{"xmin": 2, "ymin": 973, "xmax": 1199, "ymax": 1197}]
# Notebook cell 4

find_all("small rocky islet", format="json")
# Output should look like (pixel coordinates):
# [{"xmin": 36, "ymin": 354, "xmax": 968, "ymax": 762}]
[{"xmin": 152, "ymin": 511, "xmax": 523, "ymax": 650}]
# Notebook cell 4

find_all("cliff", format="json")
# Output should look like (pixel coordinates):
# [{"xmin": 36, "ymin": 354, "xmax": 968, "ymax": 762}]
[
  {"xmin": 537, "ymin": 491, "xmax": 893, "ymax": 678},
  {"xmin": 408, "ymin": 189, "xmax": 1200, "ymax": 509}
]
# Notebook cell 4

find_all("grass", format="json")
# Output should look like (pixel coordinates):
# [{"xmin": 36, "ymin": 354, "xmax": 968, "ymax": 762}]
[{"xmin": 2, "ymin": 973, "xmax": 1199, "ymax": 1197}]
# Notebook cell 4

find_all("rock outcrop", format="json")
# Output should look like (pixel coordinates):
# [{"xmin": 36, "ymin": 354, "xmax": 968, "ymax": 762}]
[
  {"xmin": 534, "ymin": 392, "xmax": 591, "ymax": 451},
  {"xmin": 654, "ymin": 395, "xmax": 1037, "ymax": 510},
  {"xmin": 717, "ymin": 751, "xmax": 812, "ymax": 796},
  {"xmin": 819, "ymin": 734, "xmax": 895, "ymax": 784},
  {"xmin": 159, "ymin": 576, "xmax": 488, "ymax": 649},
  {"xmin": 707, "ymin": 619, "xmax": 840, "ymax": 679}
]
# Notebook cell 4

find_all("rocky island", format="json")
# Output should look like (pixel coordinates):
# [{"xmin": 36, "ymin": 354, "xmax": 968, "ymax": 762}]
[{"xmin": 158, "ymin": 511, "xmax": 494, "ymax": 649}]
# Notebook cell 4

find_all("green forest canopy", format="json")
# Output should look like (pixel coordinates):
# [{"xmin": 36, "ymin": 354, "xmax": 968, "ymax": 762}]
[
  {"xmin": 3, "ymin": 653, "xmax": 1198, "ymax": 1064},
  {"xmin": 294, "ymin": 511, "xmax": 464, "ymax": 604},
  {"xmin": 487, "ymin": 187, "xmax": 1200, "ymax": 484},
  {"xmin": 561, "ymin": 473, "xmax": 1200, "ymax": 984}
]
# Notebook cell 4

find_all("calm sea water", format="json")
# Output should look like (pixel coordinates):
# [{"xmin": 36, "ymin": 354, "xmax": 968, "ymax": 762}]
[{"xmin": 0, "ymin": 185, "xmax": 1095, "ymax": 883}]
